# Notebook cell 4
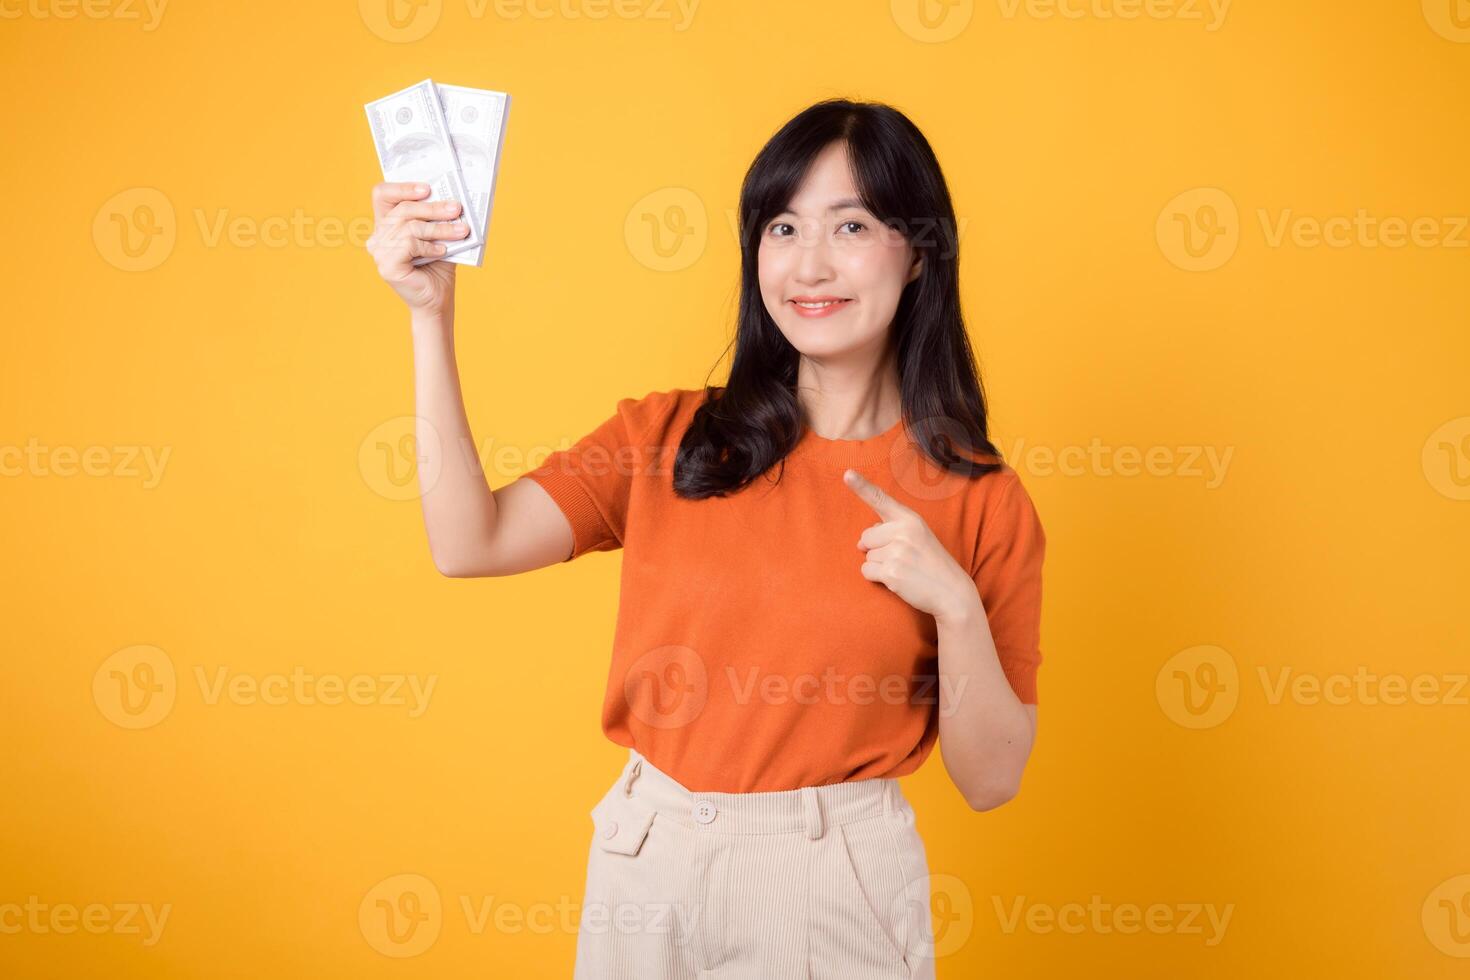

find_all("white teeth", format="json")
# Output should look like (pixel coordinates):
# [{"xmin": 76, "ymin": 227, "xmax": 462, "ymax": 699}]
[{"xmin": 795, "ymin": 300, "xmax": 844, "ymax": 308}]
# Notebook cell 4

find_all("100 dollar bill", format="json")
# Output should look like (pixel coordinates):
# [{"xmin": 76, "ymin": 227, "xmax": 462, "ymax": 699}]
[
  {"xmin": 364, "ymin": 78, "xmax": 484, "ymax": 264},
  {"xmin": 436, "ymin": 83, "xmax": 511, "ymax": 268}
]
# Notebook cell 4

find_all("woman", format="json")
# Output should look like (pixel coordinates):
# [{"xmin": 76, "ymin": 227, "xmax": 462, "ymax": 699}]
[{"xmin": 366, "ymin": 98, "xmax": 1045, "ymax": 979}]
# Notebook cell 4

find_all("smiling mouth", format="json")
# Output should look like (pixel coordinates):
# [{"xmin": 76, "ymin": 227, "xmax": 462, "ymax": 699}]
[{"xmin": 790, "ymin": 298, "xmax": 852, "ymax": 309}]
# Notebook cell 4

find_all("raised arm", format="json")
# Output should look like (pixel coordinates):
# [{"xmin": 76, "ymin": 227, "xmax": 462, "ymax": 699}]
[{"xmin": 365, "ymin": 181, "xmax": 575, "ymax": 577}]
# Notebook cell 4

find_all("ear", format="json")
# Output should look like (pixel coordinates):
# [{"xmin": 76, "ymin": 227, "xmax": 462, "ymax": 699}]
[{"xmin": 906, "ymin": 250, "xmax": 924, "ymax": 285}]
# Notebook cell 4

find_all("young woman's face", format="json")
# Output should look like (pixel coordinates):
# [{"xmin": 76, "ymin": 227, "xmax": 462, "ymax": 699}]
[{"xmin": 757, "ymin": 140, "xmax": 922, "ymax": 359}]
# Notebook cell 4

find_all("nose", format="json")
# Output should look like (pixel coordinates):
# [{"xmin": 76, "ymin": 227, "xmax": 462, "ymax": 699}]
[{"xmin": 792, "ymin": 225, "xmax": 835, "ymax": 285}]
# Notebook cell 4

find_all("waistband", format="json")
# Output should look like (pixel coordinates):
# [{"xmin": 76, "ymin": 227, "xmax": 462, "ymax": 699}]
[{"xmin": 614, "ymin": 747, "xmax": 908, "ymax": 838}]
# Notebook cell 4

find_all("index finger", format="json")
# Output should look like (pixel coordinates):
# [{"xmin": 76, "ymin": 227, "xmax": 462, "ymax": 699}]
[
  {"xmin": 372, "ymin": 181, "xmax": 431, "ymax": 220},
  {"xmin": 842, "ymin": 468, "xmax": 910, "ymax": 521}
]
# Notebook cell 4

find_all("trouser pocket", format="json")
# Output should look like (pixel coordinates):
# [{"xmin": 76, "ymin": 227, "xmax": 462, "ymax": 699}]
[
  {"xmin": 591, "ymin": 789, "xmax": 657, "ymax": 856},
  {"xmin": 831, "ymin": 814, "xmax": 914, "ymax": 971}
]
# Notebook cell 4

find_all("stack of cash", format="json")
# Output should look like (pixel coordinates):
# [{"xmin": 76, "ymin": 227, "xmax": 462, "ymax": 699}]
[{"xmin": 364, "ymin": 78, "xmax": 511, "ymax": 268}]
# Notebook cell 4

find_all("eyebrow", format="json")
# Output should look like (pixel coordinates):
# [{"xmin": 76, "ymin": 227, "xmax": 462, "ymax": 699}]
[{"xmin": 773, "ymin": 197, "xmax": 868, "ymax": 217}]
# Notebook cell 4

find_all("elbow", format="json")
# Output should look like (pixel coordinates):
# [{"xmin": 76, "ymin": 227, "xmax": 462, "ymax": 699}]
[
  {"xmin": 432, "ymin": 554, "xmax": 486, "ymax": 578},
  {"xmin": 429, "ymin": 529, "xmax": 504, "ymax": 578},
  {"xmin": 965, "ymin": 776, "xmax": 1023, "ymax": 812}
]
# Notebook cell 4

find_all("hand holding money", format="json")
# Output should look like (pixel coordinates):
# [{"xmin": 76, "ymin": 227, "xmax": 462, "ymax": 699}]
[
  {"xmin": 365, "ymin": 182, "xmax": 467, "ymax": 317},
  {"xmin": 361, "ymin": 80, "xmax": 511, "ymax": 320},
  {"xmin": 363, "ymin": 79, "xmax": 511, "ymax": 318}
]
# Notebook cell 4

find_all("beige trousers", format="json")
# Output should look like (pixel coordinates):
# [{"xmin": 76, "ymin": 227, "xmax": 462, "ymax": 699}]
[{"xmin": 574, "ymin": 747, "xmax": 937, "ymax": 980}]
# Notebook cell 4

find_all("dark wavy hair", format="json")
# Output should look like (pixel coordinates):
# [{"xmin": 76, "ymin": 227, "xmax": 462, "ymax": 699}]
[{"xmin": 673, "ymin": 98, "xmax": 1004, "ymax": 499}]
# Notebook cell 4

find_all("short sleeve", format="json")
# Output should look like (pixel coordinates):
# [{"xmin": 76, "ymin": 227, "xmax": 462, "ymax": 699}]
[
  {"xmin": 971, "ymin": 472, "xmax": 1047, "ymax": 704},
  {"xmin": 518, "ymin": 390, "xmax": 678, "ymax": 562}
]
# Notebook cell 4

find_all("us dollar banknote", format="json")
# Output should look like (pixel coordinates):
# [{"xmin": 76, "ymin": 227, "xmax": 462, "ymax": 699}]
[
  {"xmin": 436, "ymin": 84, "xmax": 511, "ymax": 268},
  {"xmin": 364, "ymin": 78, "xmax": 484, "ymax": 265}
]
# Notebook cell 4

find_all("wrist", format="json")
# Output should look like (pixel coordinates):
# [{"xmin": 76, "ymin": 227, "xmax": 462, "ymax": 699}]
[
  {"xmin": 410, "ymin": 308, "xmax": 454, "ymax": 336},
  {"xmin": 935, "ymin": 589, "xmax": 985, "ymax": 631}
]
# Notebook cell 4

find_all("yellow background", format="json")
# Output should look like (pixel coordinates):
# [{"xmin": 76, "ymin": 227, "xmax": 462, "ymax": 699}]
[{"xmin": 3, "ymin": 0, "xmax": 1468, "ymax": 976}]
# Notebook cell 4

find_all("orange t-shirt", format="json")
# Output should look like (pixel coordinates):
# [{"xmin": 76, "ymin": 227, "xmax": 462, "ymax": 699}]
[{"xmin": 520, "ymin": 386, "xmax": 1046, "ymax": 793}]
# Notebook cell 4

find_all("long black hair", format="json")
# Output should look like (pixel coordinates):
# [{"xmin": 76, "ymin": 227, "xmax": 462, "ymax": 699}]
[{"xmin": 673, "ymin": 98, "xmax": 1004, "ymax": 499}]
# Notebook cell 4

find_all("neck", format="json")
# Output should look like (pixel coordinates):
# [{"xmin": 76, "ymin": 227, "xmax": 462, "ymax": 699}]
[{"xmin": 794, "ymin": 345, "xmax": 901, "ymax": 440}]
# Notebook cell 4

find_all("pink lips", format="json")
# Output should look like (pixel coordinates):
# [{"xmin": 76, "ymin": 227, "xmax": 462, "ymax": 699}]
[{"xmin": 788, "ymin": 296, "xmax": 853, "ymax": 318}]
